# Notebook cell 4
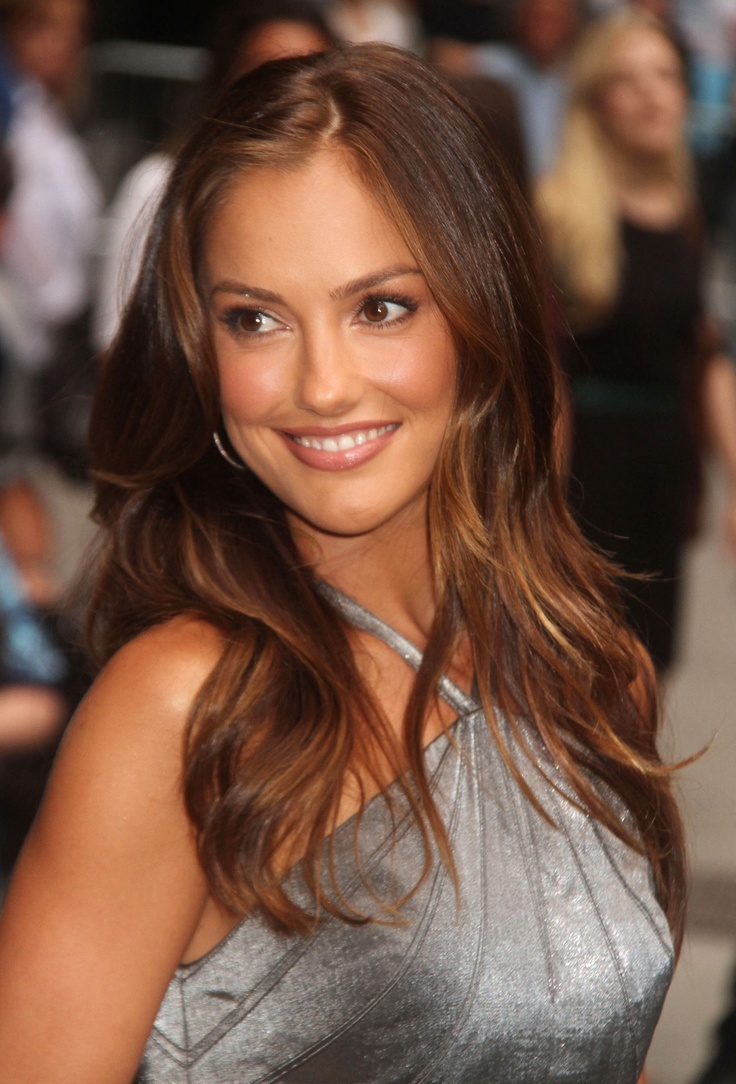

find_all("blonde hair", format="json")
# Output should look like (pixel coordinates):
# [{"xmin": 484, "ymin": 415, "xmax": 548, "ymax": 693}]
[{"xmin": 536, "ymin": 10, "xmax": 692, "ymax": 328}]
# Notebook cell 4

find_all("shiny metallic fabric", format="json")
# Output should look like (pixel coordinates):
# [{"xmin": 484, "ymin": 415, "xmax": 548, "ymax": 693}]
[{"xmin": 137, "ymin": 587, "xmax": 673, "ymax": 1083}]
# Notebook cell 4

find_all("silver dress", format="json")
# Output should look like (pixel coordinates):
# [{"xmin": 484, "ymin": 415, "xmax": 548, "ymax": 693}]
[{"xmin": 137, "ymin": 586, "xmax": 673, "ymax": 1083}]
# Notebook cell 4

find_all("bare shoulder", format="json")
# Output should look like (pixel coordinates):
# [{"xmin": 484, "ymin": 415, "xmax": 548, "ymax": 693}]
[
  {"xmin": 0, "ymin": 617, "xmax": 226, "ymax": 1082},
  {"xmin": 32, "ymin": 614, "xmax": 227, "ymax": 887},
  {"xmin": 88, "ymin": 615, "xmax": 224, "ymax": 727}
]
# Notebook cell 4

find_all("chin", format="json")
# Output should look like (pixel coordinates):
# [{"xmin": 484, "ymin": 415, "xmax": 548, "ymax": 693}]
[
  {"xmin": 295, "ymin": 512, "xmax": 390, "ymax": 539},
  {"xmin": 287, "ymin": 495, "xmax": 423, "ymax": 542}
]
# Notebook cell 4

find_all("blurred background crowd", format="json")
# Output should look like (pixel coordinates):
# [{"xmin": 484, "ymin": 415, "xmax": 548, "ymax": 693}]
[{"xmin": 0, "ymin": 1, "xmax": 734, "ymax": 1081}]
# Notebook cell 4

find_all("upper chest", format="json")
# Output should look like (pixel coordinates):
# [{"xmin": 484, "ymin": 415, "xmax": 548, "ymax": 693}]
[{"xmin": 143, "ymin": 715, "xmax": 673, "ymax": 1083}]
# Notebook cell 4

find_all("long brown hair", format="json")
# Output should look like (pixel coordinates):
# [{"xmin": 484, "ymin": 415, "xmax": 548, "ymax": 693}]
[{"xmin": 87, "ymin": 44, "xmax": 685, "ymax": 944}]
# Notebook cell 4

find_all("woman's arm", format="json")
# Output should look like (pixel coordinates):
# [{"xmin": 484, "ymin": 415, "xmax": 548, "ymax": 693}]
[{"xmin": 0, "ymin": 619, "xmax": 222, "ymax": 1084}]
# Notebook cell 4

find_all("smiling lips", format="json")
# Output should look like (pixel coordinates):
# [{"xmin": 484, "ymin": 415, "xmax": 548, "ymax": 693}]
[{"xmin": 281, "ymin": 422, "xmax": 400, "ymax": 471}]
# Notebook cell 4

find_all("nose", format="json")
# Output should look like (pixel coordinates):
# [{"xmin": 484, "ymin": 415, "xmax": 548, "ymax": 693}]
[{"xmin": 293, "ymin": 324, "xmax": 364, "ymax": 416}]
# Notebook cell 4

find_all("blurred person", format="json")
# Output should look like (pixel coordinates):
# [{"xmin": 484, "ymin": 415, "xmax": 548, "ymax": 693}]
[
  {"xmin": 419, "ymin": 0, "xmax": 511, "ymax": 72},
  {"xmin": 536, "ymin": 9, "xmax": 736, "ymax": 672},
  {"xmin": 679, "ymin": 0, "xmax": 736, "ymax": 233},
  {"xmin": 0, "ymin": 39, "xmax": 14, "ymax": 136},
  {"xmin": 629, "ymin": 0, "xmax": 689, "ymax": 67},
  {"xmin": 0, "ymin": 140, "xmax": 38, "ymax": 434},
  {"xmin": 704, "ymin": 355, "xmax": 736, "ymax": 555},
  {"xmin": 0, "ymin": 6, "xmax": 96, "ymax": 898},
  {"xmin": 467, "ymin": 0, "xmax": 583, "ymax": 178},
  {"xmin": 93, "ymin": 0, "xmax": 335, "ymax": 352},
  {"xmin": 0, "ymin": 0, "xmax": 102, "ymax": 585},
  {"xmin": 0, "ymin": 0, "xmax": 102, "ymax": 373},
  {"xmin": 0, "ymin": 45, "xmax": 680, "ymax": 1082},
  {"xmin": 589, "ymin": 0, "xmax": 680, "ymax": 16},
  {"xmin": 203, "ymin": 0, "xmax": 335, "ymax": 89},
  {"xmin": 0, "ymin": 477, "xmax": 57, "ymax": 605},
  {"xmin": 0, "ymin": 535, "xmax": 65, "ymax": 744},
  {"xmin": 694, "ymin": 966, "xmax": 736, "ymax": 1084},
  {"xmin": 632, "ymin": 0, "xmax": 671, "ymax": 17},
  {"xmin": 0, "ymin": 143, "xmax": 61, "ymax": 606},
  {"xmin": 418, "ymin": 0, "xmax": 510, "ymax": 45},
  {"xmin": 326, "ymin": 0, "xmax": 423, "ymax": 51},
  {"xmin": 0, "ymin": 531, "xmax": 67, "ymax": 892}
]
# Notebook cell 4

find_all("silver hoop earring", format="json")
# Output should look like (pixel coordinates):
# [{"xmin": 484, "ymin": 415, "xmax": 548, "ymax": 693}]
[{"xmin": 213, "ymin": 430, "xmax": 246, "ymax": 470}]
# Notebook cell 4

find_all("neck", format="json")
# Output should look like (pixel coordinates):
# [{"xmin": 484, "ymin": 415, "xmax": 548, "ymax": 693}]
[
  {"xmin": 289, "ymin": 499, "xmax": 438, "ymax": 645},
  {"xmin": 606, "ymin": 145, "xmax": 686, "ymax": 227}
]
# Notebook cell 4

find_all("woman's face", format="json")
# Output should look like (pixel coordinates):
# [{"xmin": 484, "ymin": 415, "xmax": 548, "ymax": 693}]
[
  {"xmin": 202, "ymin": 149, "xmax": 456, "ymax": 545},
  {"xmin": 596, "ymin": 29, "xmax": 687, "ymax": 159},
  {"xmin": 518, "ymin": 0, "xmax": 578, "ymax": 69}
]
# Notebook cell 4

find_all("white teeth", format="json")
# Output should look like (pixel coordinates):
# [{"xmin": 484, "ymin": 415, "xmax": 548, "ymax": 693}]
[{"xmin": 291, "ymin": 423, "xmax": 397, "ymax": 451}]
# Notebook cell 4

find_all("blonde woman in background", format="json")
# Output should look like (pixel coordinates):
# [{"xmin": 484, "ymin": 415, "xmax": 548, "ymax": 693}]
[{"xmin": 537, "ymin": 9, "xmax": 736, "ymax": 673}]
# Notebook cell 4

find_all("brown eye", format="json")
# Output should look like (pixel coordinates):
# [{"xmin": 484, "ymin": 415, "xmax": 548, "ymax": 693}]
[
  {"xmin": 238, "ymin": 309, "xmax": 266, "ymax": 332},
  {"xmin": 362, "ymin": 299, "xmax": 390, "ymax": 323},
  {"xmin": 222, "ymin": 307, "xmax": 281, "ymax": 336}
]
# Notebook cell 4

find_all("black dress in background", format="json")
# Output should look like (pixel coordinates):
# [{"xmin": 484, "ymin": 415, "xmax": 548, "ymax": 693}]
[{"xmin": 567, "ymin": 220, "xmax": 704, "ymax": 671}]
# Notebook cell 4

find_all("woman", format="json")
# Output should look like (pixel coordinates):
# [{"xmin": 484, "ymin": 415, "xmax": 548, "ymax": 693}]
[
  {"xmin": 0, "ymin": 45, "xmax": 681, "ymax": 1082},
  {"xmin": 536, "ymin": 10, "xmax": 736, "ymax": 672}
]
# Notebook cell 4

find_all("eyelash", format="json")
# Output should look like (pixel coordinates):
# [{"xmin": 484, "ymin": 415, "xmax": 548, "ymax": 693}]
[
  {"xmin": 353, "ymin": 291, "xmax": 419, "ymax": 329},
  {"xmin": 218, "ymin": 291, "xmax": 419, "ymax": 341},
  {"xmin": 219, "ymin": 307, "xmax": 279, "ymax": 339}
]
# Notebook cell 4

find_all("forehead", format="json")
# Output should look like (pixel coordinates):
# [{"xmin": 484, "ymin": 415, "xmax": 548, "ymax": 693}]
[
  {"xmin": 23, "ymin": 0, "xmax": 85, "ymax": 28},
  {"xmin": 202, "ymin": 149, "xmax": 416, "ymax": 289},
  {"xmin": 606, "ymin": 28, "xmax": 680, "ymax": 73}
]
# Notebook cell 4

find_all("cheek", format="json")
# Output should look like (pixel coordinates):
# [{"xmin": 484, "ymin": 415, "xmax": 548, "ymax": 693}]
[
  {"xmin": 377, "ymin": 329, "xmax": 456, "ymax": 420},
  {"xmin": 662, "ymin": 84, "xmax": 687, "ymax": 124},
  {"xmin": 600, "ymin": 89, "xmax": 637, "ymax": 132},
  {"xmin": 217, "ymin": 351, "xmax": 288, "ymax": 425}
]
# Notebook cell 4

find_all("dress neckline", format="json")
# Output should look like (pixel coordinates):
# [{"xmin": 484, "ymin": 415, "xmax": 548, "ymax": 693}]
[
  {"xmin": 315, "ymin": 580, "xmax": 479, "ymax": 717},
  {"xmin": 178, "ymin": 582, "xmax": 479, "ymax": 972}
]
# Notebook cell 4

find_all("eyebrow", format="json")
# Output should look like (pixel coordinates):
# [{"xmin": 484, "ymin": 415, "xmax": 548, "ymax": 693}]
[{"xmin": 209, "ymin": 265, "xmax": 423, "ymax": 305}]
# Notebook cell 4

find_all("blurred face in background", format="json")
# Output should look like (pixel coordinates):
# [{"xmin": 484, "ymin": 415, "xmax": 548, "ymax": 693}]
[
  {"xmin": 596, "ymin": 28, "xmax": 686, "ymax": 160},
  {"xmin": 6, "ymin": 0, "xmax": 89, "ymax": 97},
  {"xmin": 631, "ymin": 0, "xmax": 671, "ymax": 19},
  {"xmin": 516, "ymin": 0, "xmax": 579, "ymax": 69},
  {"xmin": 230, "ymin": 19, "xmax": 331, "ymax": 80}
]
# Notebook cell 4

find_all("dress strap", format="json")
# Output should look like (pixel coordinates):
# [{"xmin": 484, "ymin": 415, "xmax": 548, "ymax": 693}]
[{"xmin": 316, "ymin": 581, "xmax": 479, "ymax": 717}]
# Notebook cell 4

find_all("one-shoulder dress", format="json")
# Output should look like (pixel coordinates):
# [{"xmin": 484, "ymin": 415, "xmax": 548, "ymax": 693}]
[{"xmin": 136, "ymin": 585, "xmax": 673, "ymax": 1083}]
